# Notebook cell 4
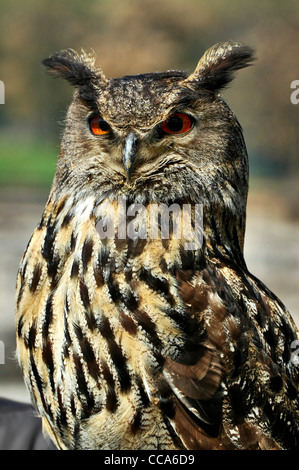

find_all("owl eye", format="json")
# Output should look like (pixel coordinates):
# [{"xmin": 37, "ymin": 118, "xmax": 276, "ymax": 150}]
[
  {"xmin": 160, "ymin": 113, "xmax": 193, "ymax": 135},
  {"xmin": 89, "ymin": 116, "xmax": 112, "ymax": 135}
]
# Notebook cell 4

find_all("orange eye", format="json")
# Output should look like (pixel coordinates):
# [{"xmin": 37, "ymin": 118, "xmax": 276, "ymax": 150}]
[
  {"xmin": 160, "ymin": 113, "xmax": 193, "ymax": 135},
  {"xmin": 89, "ymin": 116, "xmax": 111, "ymax": 135}
]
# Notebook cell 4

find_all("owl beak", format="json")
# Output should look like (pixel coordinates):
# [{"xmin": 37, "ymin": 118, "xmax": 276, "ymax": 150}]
[{"xmin": 123, "ymin": 133, "xmax": 138, "ymax": 182}]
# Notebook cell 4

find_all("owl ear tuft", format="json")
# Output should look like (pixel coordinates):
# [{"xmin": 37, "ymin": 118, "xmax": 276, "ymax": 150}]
[
  {"xmin": 185, "ymin": 42, "xmax": 255, "ymax": 92},
  {"xmin": 42, "ymin": 49, "xmax": 108, "ymax": 87}
]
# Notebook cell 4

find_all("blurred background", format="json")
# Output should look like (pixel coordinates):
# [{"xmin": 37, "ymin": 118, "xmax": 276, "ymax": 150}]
[{"xmin": 0, "ymin": 0, "xmax": 298, "ymax": 403}]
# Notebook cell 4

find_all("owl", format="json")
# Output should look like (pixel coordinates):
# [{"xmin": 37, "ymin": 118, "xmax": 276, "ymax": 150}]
[{"xmin": 15, "ymin": 42, "xmax": 299, "ymax": 450}]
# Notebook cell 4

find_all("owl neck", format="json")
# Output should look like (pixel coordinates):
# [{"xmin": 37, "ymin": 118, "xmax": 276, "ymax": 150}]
[
  {"xmin": 203, "ymin": 204, "xmax": 247, "ymax": 270},
  {"xmin": 48, "ymin": 186, "xmax": 247, "ymax": 274}
]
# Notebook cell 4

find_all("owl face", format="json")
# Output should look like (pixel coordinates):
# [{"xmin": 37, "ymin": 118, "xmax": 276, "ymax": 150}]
[{"xmin": 44, "ymin": 42, "xmax": 254, "ymax": 220}]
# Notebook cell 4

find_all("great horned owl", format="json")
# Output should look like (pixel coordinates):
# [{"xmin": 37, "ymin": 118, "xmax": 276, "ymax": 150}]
[{"xmin": 15, "ymin": 42, "xmax": 299, "ymax": 450}]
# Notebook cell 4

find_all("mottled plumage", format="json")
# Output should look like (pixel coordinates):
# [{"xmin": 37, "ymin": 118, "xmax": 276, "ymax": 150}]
[{"xmin": 15, "ymin": 42, "xmax": 299, "ymax": 450}]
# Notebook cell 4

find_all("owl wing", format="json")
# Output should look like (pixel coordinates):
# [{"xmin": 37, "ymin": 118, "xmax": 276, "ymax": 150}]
[
  {"xmin": 162, "ymin": 263, "xmax": 299, "ymax": 450},
  {"xmin": 162, "ymin": 265, "xmax": 229, "ymax": 449},
  {"xmin": 163, "ymin": 342, "xmax": 226, "ymax": 450}
]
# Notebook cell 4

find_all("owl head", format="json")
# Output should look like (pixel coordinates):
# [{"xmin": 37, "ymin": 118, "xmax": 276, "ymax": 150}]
[{"xmin": 43, "ymin": 42, "xmax": 255, "ymax": 261}]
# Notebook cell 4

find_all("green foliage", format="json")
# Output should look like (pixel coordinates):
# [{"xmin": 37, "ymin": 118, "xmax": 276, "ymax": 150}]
[{"xmin": 0, "ymin": 138, "xmax": 57, "ymax": 187}]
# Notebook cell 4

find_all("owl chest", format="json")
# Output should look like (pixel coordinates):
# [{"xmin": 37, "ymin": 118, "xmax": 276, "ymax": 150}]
[
  {"xmin": 16, "ymin": 204, "xmax": 198, "ymax": 449},
  {"xmin": 60, "ymin": 230, "xmax": 187, "ymax": 376}
]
